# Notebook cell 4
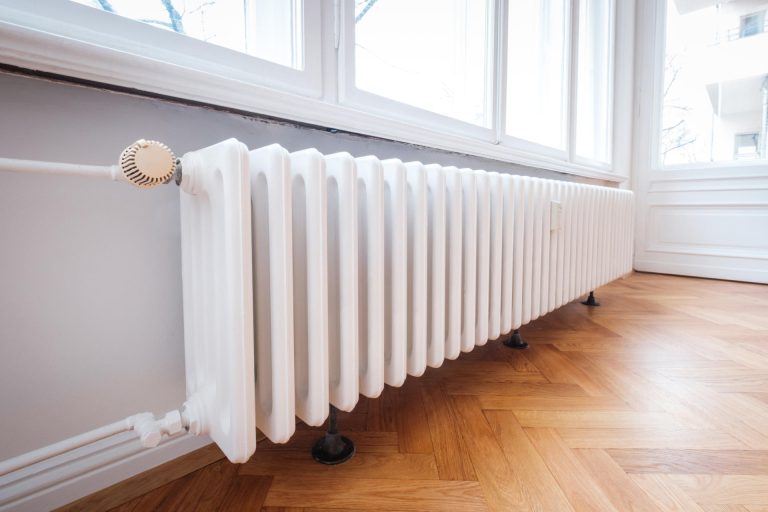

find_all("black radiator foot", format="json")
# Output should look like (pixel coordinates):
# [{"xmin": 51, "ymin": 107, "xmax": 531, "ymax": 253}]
[
  {"xmin": 503, "ymin": 329, "xmax": 529, "ymax": 350},
  {"xmin": 312, "ymin": 405, "xmax": 355, "ymax": 465},
  {"xmin": 581, "ymin": 291, "xmax": 600, "ymax": 307}
]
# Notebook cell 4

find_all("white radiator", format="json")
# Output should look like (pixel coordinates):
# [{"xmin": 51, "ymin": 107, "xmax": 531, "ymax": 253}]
[{"xmin": 178, "ymin": 140, "xmax": 634, "ymax": 464}]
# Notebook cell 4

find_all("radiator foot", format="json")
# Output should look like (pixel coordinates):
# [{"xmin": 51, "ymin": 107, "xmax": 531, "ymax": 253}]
[
  {"xmin": 581, "ymin": 291, "xmax": 600, "ymax": 307},
  {"xmin": 503, "ymin": 329, "xmax": 529, "ymax": 350},
  {"xmin": 312, "ymin": 405, "xmax": 355, "ymax": 465}
]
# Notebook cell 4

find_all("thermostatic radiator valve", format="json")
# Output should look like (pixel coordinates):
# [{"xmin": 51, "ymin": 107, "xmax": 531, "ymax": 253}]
[{"xmin": 118, "ymin": 139, "xmax": 177, "ymax": 188}]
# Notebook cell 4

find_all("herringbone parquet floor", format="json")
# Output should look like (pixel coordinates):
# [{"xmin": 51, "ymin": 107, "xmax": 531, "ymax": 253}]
[{"xmin": 91, "ymin": 272, "xmax": 768, "ymax": 511}]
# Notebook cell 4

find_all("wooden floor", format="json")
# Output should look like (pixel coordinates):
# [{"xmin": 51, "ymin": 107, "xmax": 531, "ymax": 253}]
[{"xmin": 81, "ymin": 272, "xmax": 768, "ymax": 511}]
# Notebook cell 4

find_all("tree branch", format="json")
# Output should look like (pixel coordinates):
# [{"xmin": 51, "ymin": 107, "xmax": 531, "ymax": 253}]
[
  {"xmin": 97, "ymin": 0, "xmax": 115, "ymax": 13},
  {"xmin": 356, "ymin": 0, "xmax": 379, "ymax": 23},
  {"xmin": 663, "ymin": 65, "xmax": 680, "ymax": 99},
  {"xmin": 161, "ymin": 0, "xmax": 184, "ymax": 33},
  {"xmin": 662, "ymin": 119, "xmax": 685, "ymax": 133},
  {"xmin": 662, "ymin": 137, "xmax": 696, "ymax": 155}
]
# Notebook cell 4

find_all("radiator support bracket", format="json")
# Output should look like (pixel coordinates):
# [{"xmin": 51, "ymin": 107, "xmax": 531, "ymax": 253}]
[
  {"xmin": 581, "ymin": 291, "xmax": 600, "ymax": 307},
  {"xmin": 312, "ymin": 405, "xmax": 355, "ymax": 465},
  {"xmin": 503, "ymin": 329, "xmax": 529, "ymax": 350}
]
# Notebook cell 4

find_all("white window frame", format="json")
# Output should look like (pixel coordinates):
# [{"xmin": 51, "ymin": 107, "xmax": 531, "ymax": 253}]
[
  {"xmin": 0, "ymin": 0, "xmax": 323, "ymax": 96},
  {"xmin": 0, "ymin": 0, "xmax": 632, "ymax": 183},
  {"xmin": 570, "ymin": 0, "xmax": 616, "ymax": 170}
]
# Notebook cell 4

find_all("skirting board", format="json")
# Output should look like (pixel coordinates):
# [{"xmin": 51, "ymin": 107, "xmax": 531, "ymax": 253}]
[
  {"xmin": 0, "ymin": 431, "xmax": 212, "ymax": 511},
  {"xmin": 634, "ymin": 259, "xmax": 768, "ymax": 285}
]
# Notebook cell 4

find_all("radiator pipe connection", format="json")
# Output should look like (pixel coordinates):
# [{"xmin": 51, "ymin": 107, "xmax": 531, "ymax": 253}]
[
  {"xmin": 0, "ymin": 139, "xmax": 179, "ymax": 189},
  {"xmin": 0, "ymin": 409, "xmax": 186, "ymax": 477},
  {"xmin": 132, "ymin": 410, "xmax": 185, "ymax": 449}
]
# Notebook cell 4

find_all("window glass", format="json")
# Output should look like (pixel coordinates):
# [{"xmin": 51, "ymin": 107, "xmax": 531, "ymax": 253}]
[
  {"xmin": 661, "ymin": 0, "xmax": 768, "ymax": 165},
  {"xmin": 575, "ymin": 0, "xmax": 613, "ymax": 163},
  {"xmin": 506, "ymin": 0, "xmax": 569, "ymax": 150},
  {"xmin": 70, "ymin": 0, "xmax": 303, "ymax": 69},
  {"xmin": 354, "ymin": 0, "xmax": 491, "ymax": 127},
  {"xmin": 740, "ymin": 11, "xmax": 766, "ymax": 38}
]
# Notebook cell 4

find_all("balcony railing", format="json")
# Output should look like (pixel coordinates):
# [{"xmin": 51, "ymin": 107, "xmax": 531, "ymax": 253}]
[{"xmin": 712, "ymin": 18, "xmax": 768, "ymax": 45}]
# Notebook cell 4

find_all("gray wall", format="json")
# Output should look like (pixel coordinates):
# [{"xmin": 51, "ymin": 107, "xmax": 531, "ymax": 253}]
[{"xmin": 0, "ymin": 70, "xmax": 603, "ymax": 460}]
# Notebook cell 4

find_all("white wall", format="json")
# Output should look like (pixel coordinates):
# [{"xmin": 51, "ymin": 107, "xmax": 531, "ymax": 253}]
[{"xmin": 0, "ymin": 70, "xmax": 610, "ymax": 463}]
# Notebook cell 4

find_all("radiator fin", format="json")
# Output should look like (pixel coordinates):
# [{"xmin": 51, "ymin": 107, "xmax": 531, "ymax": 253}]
[
  {"xmin": 249, "ymin": 144, "xmax": 295, "ymax": 444},
  {"xmin": 289, "ymin": 149, "xmax": 329, "ymax": 426},
  {"xmin": 324, "ymin": 152, "xmax": 359, "ymax": 412},
  {"xmin": 180, "ymin": 138, "xmax": 255, "ymax": 463},
  {"xmin": 382, "ymin": 159, "xmax": 408, "ymax": 387}
]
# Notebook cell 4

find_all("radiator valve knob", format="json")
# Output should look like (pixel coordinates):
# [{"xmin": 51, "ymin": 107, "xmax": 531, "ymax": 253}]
[{"xmin": 119, "ymin": 139, "xmax": 176, "ymax": 188}]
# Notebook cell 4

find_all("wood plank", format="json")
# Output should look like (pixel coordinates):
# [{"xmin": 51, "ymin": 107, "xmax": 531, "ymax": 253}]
[
  {"xmin": 448, "ymin": 395, "xmax": 529, "ymax": 511},
  {"xmin": 700, "ymin": 505, "xmax": 752, "ymax": 512},
  {"xmin": 263, "ymin": 477, "xmax": 489, "ymax": 511},
  {"xmin": 668, "ymin": 475, "xmax": 768, "ymax": 505},
  {"xmin": 239, "ymin": 451, "xmax": 438, "ymax": 480},
  {"xmin": 395, "ymin": 380, "xmax": 434, "ymax": 454},
  {"xmin": 525, "ymin": 428, "xmax": 618, "ymax": 512},
  {"xmin": 608, "ymin": 449, "xmax": 768, "ymax": 474},
  {"xmin": 365, "ymin": 380, "xmax": 432, "ymax": 454},
  {"xmin": 558, "ymin": 428, "xmax": 747, "ymax": 450},
  {"xmin": 189, "ymin": 460, "xmax": 239, "ymax": 511},
  {"xmin": 504, "ymin": 349, "xmax": 547, "ymax": 374},
  {"xmin": 216, "ymin": 475, "xmax": 272, "ymax": 511},
  {"xmin": 115, "ymin": 478, "xmax": 187, "ymax": 512},
  {"xmin": 750, "ymin": 393, "xmax": 768, "ymax": 406},
  {"xmin": 566, "ymin": 354, "xmax": 711, "ymax": 429},
  {"xmin": 658, "ymin": 367, "xmax": 768, "ymax": 393},
  {"xmin": 146, "ymin": 471, "xmax": 204, "ymax": 512},
  {"xmin": 420, "ymin": 382, "xmax": 477, "ymax": 481},
  {"xmin": 478, "ymin": 394, "xmax": 630, "ymax": 411},
  {"xmin": 572, "ymin": 448, "xmax": 663, "ymax": 512},
  {"xmin": 260, "ymin": 430, "xmax": 399, "ymax": 454},
  {"xmin": 484, "ymin": 410, "xmax": 574, "ymax": 511},
  {"xmin": 522, "ymin": 344, "xmax": 611, "ymax": 396},
  {"xmin": 60, "ymin": 443, "xmax": 224, "ymax": 512},
  {"xmin": 641, "ymin": 373, "xmax": 768, "ymax": 449},
  {"xmin": 422, "ymin": 361, "xmax": 546, "ymax": 383},
  {"xmin": 630, "ymin": 474, "xmax": 706, "ymax": 511},
  {"xmin": 443, "ymin": 381, "xmax": 588, "ymax": 397},
  {"xmin": 513, "ymin": 410, "xmax": 687, "ymax": 430}
]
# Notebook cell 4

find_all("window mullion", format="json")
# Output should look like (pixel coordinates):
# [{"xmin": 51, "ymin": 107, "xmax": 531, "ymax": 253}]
[
  {"xmin": 567, "ymin": 0, "xmax": 580, "ymax": 164},
  {"xmin": 493, "ymin": 0, "xmax": 508, "ymax": 144}
]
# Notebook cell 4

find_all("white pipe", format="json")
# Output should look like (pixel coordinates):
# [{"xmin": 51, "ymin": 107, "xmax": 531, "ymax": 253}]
[
  {"xmin": 0, "ymin": 157, "xmax": 125, "ymax": 182},
  {"xmin": 0, "ymin": 418, "xmax": 132, "ymax": 477},
  {"xmin": 0, "ymin": 410, "xmax": 184, "ymax": 477}
]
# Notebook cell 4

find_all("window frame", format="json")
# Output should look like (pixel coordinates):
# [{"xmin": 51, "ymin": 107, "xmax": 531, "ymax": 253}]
[
  {"xmin": 571, "ymin": 0, "xmax": 616, "ymax": 169},
  {"xmin": 0, "ymin": 0, "xmax": 630, "ymax": 183},
  {"xmin": 0, "ymin": 0, "xmax": 323, "ymax": 97}
]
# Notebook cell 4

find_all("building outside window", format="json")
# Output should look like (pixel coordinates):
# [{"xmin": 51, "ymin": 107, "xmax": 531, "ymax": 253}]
[
  {"xmin": 661, "ymin": 0, "xmax": 768, "ymax": 165},
  {"xmin": 739, "ymin": 10, "xmax": 766, "ymax": 38}
]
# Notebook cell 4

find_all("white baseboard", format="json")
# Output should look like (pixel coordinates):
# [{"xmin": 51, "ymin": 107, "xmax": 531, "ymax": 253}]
[
  {"xmin": 634, "ymin": 260, "xmax": 768, "ymax": 284},
  {"xmin": 0, "ymin": 432, "xmax": 211, "ymax": 511}
]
